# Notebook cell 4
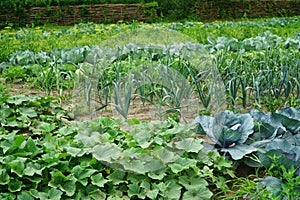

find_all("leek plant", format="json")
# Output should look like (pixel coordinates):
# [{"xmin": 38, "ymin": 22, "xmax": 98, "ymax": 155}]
[
  {"xmin": 111, "ymin": 74, "xmax": 135, "ymax": 119},
  {"xmin": 215, "ymin": 45, "xmax": 300, "ymax": 111},
  {"xmin": 35, "ymin": 58, "xmax": 56, "ymax": 96}
]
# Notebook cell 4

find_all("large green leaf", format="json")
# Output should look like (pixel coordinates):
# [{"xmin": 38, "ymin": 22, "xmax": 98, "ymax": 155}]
[
  {"xmin": 122, "ymin": 159, "xmax": 147, "ymax": 174},
  {"xmin": 193, "ymin": 115, "xmax": 214, "ymax": 134},
  {"xmin": 22, "ymin": 138, "xmax": 42, "ymax": 158},
  {"xmin": 18, "ymin": 107, "xmax": 37, "ymax": 118},
  {"xmin": 169, "ymin": 157, "xmax": 197, "ymax": 173},
  {"xmin": 215, "ymin": 127, "xmax": 241, "ymax": 148},
  {"xmin": 17, "ymin": 192, "xmax": 34, "ymax": 200},
  {"xmin": 49, "ymin": 171, "xmax": 68, "ymax": 188},
  {"xmin": 49, "ymin": 171, "xmax": 76, "ymax": 196},
  {"xmin": 25, "ymin": 176, "xmax": 43, "ymax": 188},
  {"xmin": 23, "ymin": 138, "xmax": 38, "ymax": 152},
  {"xmin": 153, "ymin": 147, "xmax": 178, "ymax": 164},
  {"xmin": 61, "ymin": 179, "xmax": 76, "ymax": 197},
  {"xmin": 6, "ymin": 95, "xmax": 30, "ymax": 105},
  {"xmin": 221, "ymin": 144, "xmax": 257, "ymax": 160},
  {"xmin": 41, "ymin": 151, "xmax": 67, "ymax": 164},
  {"xmin": 8, "ymin": 157, "xmax": 27, "ymax": 177},
  {"xmin": 71, "ymin": 166, "xmax": 96, "ymax": 186},
  {"xmin": 271, "ymin": 108, "xmax": 300, "ymax": 133},
  {"xmin": 144, "ymin": 159, "xmax": 165, "ymax": 172},
  {"xmin": 277, "ymin": 107, "xmax": 300, "ymax": 119},
  {"xmin": 266, "ymin": 139, "xmax": 293, "ymax": 153},
  {"xmin": 0, "ymin": 168, "xmax": 9, "ymax": 185},
  {"xmin": 179, "ymin": 176, "xmax": 209, "ymax": 190},
  {"xmin": 107, "ymin": 170, "xmax": 126, "ymax": 185},
  {"xmin": 0, "ymin": 193, "xmax": 15, "ymax": 200},
  {"xmin": 175, "ymin": 138, "xmax": 203, "ymax": 153},
  {"xmin": 1, "ymin": 133, "xmax": 25, "ymax": 154},
  {"xmin": 4, "ymin": 117, "xmax": 19, "ymax": 128},
  {"xmin": 147, "ymin": 169, "xmax": 166, "ymax": 180},
  {"xmin": 71, "ymin": 165, "xmax": 97, "ymax": 180},
  {"xmin": 66, "ymin": 147, "xmax": 86, "ymax": 157},
  {"xmin": 48, "ymin": 188, "xmax": 63, "ymax": 200},
  {"xmin": 8, "ymin": 178, "xmax": 23, "ymax": 192},
  {"xmin": 153, "ymin": 181, "xmax": 182, "ymax": 200},
  {"xmin": 57, "ymin": 126, "xmax": 77, "ymax": 136},
  {"xmin": 140, "ymin": 180, "xmax": 159, "ymax": 199},
  {"xmin": 146, "ymin": 189, "xmax": 159, "ymax": 199},
  {"xmin": 23, "ymin": 162, "xmax": 44, "ymax": 176},
  {"xmin": 0, "ymin": 106, "xmax": 13, "ymax": 119},
  {"xmin": 260, "ymin": 176, "xmax": 283, "ymax": 196},
  {"xmin": 165, "ymin": 180, "xmax": 182, "ymax": 200},
  {"xmin": 76, "ymin": 131, "xmax": 102, "ymax": 148},
  {"xmin": 132, "ymin": 130, "xmax": 153, "ymax": 149},
  {"xmin": 89, "ymin": 190, "xmax": 107, "ymax": 200},
  {"xmin": 92, "ymin": 143, "xmax": 122, "ymax": 162},
  {"xmin": 91, "ymin": 173, "xmax": 109, "ymax": 187},
  {"xmin": 182, "ymin": 187, "xmax": 213, "ymax": 200},
  {"xmin": 39, "ymin": 122, "xmax": 56, "ymax": 133},
  {"xmin": 28, "ymin": 189, "xmax": 39, "ymax": 198},
  {"xmin": 128, "ymin": 183, "xmax": 140, "ymax": 197},
  {"xmin": 260, "ymin": 138, "xmax": 300, "ymax": 174}
]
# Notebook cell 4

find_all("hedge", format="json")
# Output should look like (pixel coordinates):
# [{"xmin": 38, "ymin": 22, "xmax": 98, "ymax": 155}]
[{"xmin": 195, "ymin": 0, "xmax": 300, "ymax": 21}]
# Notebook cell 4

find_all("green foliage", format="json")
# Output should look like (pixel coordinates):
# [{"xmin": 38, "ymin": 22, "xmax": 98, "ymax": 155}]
[
  {"xmin": 0, "ymin": 48, "xmax": 77, "ymax": 96},
  {"xmin": 1, "ymin": 66, "xmax": 28, "ymax": 83},
  {"xmin": 195, "ymin": 107, "xmax": 300, "ymax": 198},
  {"xmin": 0, "ymin": 94, "xmax": 67, "ymax": 132},
  {"xmin": 0, "ymin": 93, "xmax": 234, "ymax": 199},
  {"xmin": 195, "ymin": 0, "xmax": 300, "ymax": 21},
  {"xmin": 157, "ymin": 0, "xmax": 198, "ymax": 20},
  {"xmin": 195, "ymin": 111, "xmax": 256, "ymax": 160},
  {"xmin": 1, "ymin": 18, "xmax": 300, "ymax": 199},
  {"xmin": 1, "ymin": 18, "xmax": 300, "ymax": 112},
  {"xmin": 73, "ymin": 41, "xmax": 217, "ymax": 120},
  {"xmin": 259, "ymin": 158, "xmax": 300, "ymax": 199},
  {"xmin": 0, "ymin": 93, "xmax": 299, "ymax": 198},
  {"xmin": 195, "ymin": 108, "xmax": 300, "ymax": 163},
  {"xmin": 225, "ymin": 172, "xmax": 278, "ymax": 200}
]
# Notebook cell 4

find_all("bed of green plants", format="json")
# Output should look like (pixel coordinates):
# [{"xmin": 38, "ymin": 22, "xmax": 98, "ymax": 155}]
[
  {"xmin": 0, "ymin": 16, "xmax": 300, "ymax": 199},
  {"xmin": 0, "ymin": 94, "xmax": 234, "ymax": 199},
  {"xmin": 1, "ymin": 93, "xmax": 299, "ymax": 199},
  {"xmin": 1, "ymin": 17, "xmax": 300, "ymax": 111}
]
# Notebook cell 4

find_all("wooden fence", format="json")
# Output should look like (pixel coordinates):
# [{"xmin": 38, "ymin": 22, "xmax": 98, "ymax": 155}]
[
  {"xmin": 0, "ymin": 1, "xmax": 299, "ymax": 25},
  {"xmin": 0, "ymin": 4, "xmax": 157, "ymax": 25}
]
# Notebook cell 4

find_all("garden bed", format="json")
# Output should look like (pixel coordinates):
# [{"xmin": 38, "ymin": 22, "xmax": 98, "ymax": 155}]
[{"xmin": 0, "ymin": 17, "xmax": 300, "ymax": 199}]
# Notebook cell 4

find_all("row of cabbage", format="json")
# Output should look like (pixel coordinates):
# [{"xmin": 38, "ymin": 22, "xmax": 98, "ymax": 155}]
[
  {"xmin": 1, "ymin": 30, "xmax": 299, "ymax": 112},
  {"xmin": 2, "ymin": 16, "xmax": 300, "ymax": 62},
  {"xmin": 195, "ymin": 107, "xmax": 300, "ymax": 198}
]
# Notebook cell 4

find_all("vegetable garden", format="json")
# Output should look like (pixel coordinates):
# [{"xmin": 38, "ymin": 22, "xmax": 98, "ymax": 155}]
[{"xmin": 0, "ymin": 16, "xmax": 300, "ymax": 199}]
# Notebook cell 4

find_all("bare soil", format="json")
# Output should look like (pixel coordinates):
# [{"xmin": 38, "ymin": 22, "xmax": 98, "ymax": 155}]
[{"xmin": 4, "ymin": 82, "xmax": 199, "ymax": 124}]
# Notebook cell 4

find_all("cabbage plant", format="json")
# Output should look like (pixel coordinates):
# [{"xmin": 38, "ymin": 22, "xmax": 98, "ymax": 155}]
[{"xmin": 194, "ymin": 110, "xmax": 256, "ymax": 160}]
